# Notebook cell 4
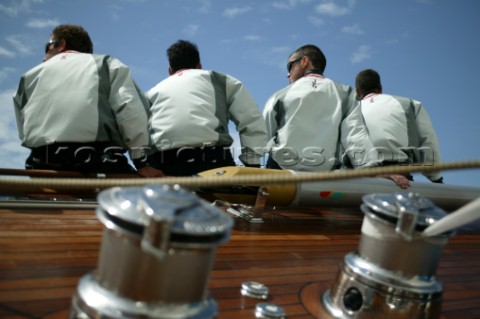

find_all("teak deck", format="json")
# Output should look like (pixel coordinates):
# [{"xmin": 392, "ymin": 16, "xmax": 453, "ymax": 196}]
[{"xmin": 1, "ymin": 203, "xmax": 480, "ymax": 319}]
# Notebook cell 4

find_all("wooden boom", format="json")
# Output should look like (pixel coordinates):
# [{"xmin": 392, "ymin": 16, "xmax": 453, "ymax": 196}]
[{"xmin": 198, "ymin": 167, "xmax": 480, "ymax": 212}]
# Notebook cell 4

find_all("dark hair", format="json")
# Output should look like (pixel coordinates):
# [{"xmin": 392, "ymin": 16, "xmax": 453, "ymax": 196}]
[
  {"xmin": 355, "ymin": 69, "xmax": 382, "ymax": 95},
  {"xmin": 167, "ymin": 40, "xmax": 200, "ymax": 73},
  {"xmin": 292, "ymin": 44, "xmax": 327, "ymax": 74},
  {"xmin": 51, "ymin": 24, "xmax": 93, "ymax": 53}
]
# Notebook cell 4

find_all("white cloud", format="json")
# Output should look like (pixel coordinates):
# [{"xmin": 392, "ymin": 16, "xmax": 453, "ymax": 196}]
[
  {"xmin": 0, "ymin": 0, "xmax": 44, "ymax": 17},
  {"xmin": 0, "ymin": 89, "xmax": 18, "ymax": 141},
  {"xmin": 0, "ymin": 46, "xmax": 15, "ymax": 58},
  {"xmin": 350, "ymin": 45, "xmax": 372, "ymax": 64},
  {"xmin": 223, "ymin": 6, "xmax": 252, "ymax": 18},
  {"xmin": 315, "ymin": 0, "xmax": 356, "ymax": 17},
  {"xmin": 386, "ymin": 38, "xmax": 399, "ymax": 45},
  {"xmin": 0, "ymin": 67, "xmax": 16, "ymax": 84},
  {"xmin": 26, "ymin": 18, "xmax": 60, "ymax": 29},
  {"xmin": 107, "ymin": 4, "xmax": 122, "ymax": 21},
  {"xmin": 263, "ymin": 46, "xmax": 293, "ymax": 71},
  {"xmin": 271, "ymin": 46, "xmax": 290, "ymax": 53},
  {"xmin": 342, "ymin": 24, "xmax": 364, "ymax": 35},
  {"xmin": 244, "ymin": 35, "xmax": 262, "ymax": 42},
  {"xmin": 272, "ymin": 0, "xmax": 312, "ymax": 10},
  {"xmin": 0, "ymin": 141, "xmax": 28, "ymax": 169},
  {"xmin": 272, "ymin": 2, "xmax": 290, "ymax": 10},
  {"xmin": 198, "ymin": 0, "xmax": 211, "ymax": 13},
  {"xmin": 7, "ymin": 35, "xmax": 34, "ymax": 55},
  {"xmin": 308, "ymin": 16, "xmax": 325, "ymax": 27},
  {"xmin": 0, "ymin": 88, "xmax": 29, "ymax": 169},
  {"xmin": 184, "ymin": 24, "xmax": 199, "ymax": 37}
]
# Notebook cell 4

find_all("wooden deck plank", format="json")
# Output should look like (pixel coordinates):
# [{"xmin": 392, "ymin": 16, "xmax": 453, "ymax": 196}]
[{"xmin": 0, "ymin": 205, "xmax": 479, "ymax": 319}]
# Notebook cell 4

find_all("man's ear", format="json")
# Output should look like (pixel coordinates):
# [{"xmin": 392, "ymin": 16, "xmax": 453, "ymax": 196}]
[
  {"xmin": 356, "ymin": 88, "xmax": 363, "ymax": 100},
  {"xmin": 168, "ymin": 66, "xmax": 173, "ymax": 75},
  {"xmin": 57, "ymin": 39, "xmax": 67, "ymax": 52},
  {"xmin": 196, "ymin": 62, "xmax": 202, "ymax": 69}
]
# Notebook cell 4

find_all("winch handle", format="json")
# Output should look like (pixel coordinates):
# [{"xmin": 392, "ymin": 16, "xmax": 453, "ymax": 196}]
[
  {"xmin": 395, "ymin": 203, "xmax": 419, "ymax": 241},
  {"xmin": 422, "ymin": 197, "xmax": 480, "ymax": 237},
  {"xmin": 142, "ymin": 221, "xmax": 172, "ymax": 260},
  {"xmin": 138, "ymin": 185, "xmax": 200, "ymax": 260},
  {"xmin": 139, "ymin": 196, "xmax": 175, "ymax": 260}
]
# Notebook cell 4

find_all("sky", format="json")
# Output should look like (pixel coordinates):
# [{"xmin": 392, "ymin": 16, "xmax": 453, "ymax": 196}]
[{"xmin": 0, "ymin": 0, "xmax": 479, "ymax": 187}]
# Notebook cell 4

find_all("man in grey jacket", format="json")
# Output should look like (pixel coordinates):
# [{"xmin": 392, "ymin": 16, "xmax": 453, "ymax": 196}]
[
  {"xmin": 13, "ymin": 24, "xmax": 163, "ymax": 177},
  {"xmin": 264, "ymin": 45, "xmax": 410, "ymax": 188},
  {"xmin": 146, "ymin": 40, "xmax": 267, "ymax": 176},
  {"xmin": 355, "ymin": 68, "xmax": 443, "ymax": 183},
  {"xmin": 264, "ymin": 44, "xmax": 380, "ymax": 172}
]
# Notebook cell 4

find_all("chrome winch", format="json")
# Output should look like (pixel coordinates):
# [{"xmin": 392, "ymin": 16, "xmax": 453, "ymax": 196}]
[
  {"xmin": 322, "ymin": 192, "xmax": 455, "ymax": 319},
  {"xmin": 69, "ymin": 184, "xmax": 233, "ymax": 319}
]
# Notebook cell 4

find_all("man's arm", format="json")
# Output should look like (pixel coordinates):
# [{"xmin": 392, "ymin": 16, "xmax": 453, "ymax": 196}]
[
  {"xmin": 340, "ymin": 101, "xmax": 380, "ymax": 169},
  {"xmin": 226, "ymin": 76, "xmax": 267, "ymax": 166},
  {"xmin": 412, "ymin": 100, "xmax": 443, "ymax": 182},
  {"xmin": 107, "ymin": 56, "xmax": 153, "ymax": 167}
]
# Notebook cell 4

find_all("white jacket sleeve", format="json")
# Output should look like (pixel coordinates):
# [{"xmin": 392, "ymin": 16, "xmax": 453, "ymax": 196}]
[
  {"xmin": 13, "ymin": 82, "xmax": 25, "ymax": 143},
  {"xmin": 412, "ymin": 100, "xmax": 442, "ymax": 181},
  {"xmin": 263, "ymin": 94, "xmax": 279, "ymax": 147},
  {"xmin": 107, "ymin": 57, "xmax": 151, "ymax": 162},
  {"xmin": 340, "ymin": 102, "xmax": 380, "ymax": 168},
  {"xmin": 226, "ymin": 75, "xmax": 267, "ymax": 165}
]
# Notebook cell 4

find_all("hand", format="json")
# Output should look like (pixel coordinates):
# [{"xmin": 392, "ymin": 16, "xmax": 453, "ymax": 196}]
[
  {"xmin": 136, "ymin": 165, "xmax": 165, "ymax": 177},
  {"xmin": 378, "ymin": 174, "xmax": 411, "ymax": 189}
]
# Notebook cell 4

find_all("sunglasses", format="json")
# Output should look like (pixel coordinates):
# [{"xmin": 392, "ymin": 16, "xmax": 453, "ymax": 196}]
[
  {"xmin": 45, "ymin": 40, "xmax": 58, "ymax": 53},
  {"xmin": 287, "ymin": 56, "xmax": 303, "ymax": 73}
]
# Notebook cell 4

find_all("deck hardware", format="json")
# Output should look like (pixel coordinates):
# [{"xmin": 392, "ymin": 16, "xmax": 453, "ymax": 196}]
[
  {"xmin": 212, "ymin": 200, "xmax": 254, "ymax": 221},
  {"xmin": 212, "ymin": 187, "xmax": 270, "ymax": 223},
  {"xmin": 240, "ymin": 281, "xmax": 269, "ymax": 299},
  {"xmin": 255, "ymin": 302, "xmax": 285, "ymax": 318},
  {"xmin": 342, "ymin": 287, "xmax": 363, "ymax": 311},
  {"xmin": 251, "ymin": 186, "xmax": 269, "ymax": 222},
  {"xmin": 322, "ymin": 192, "xmax": 453, "ymax": 319},
  {"xmin": 69, "ymin": 185, "xmax": 232, "ymax": 319},
  {"xmin": 214, "ymin": 170, "xmax": 226, "ymax": 176}
]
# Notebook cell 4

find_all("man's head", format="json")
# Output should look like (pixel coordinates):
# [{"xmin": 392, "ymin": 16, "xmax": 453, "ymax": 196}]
[
  {"xmin": 167, "ymin": 40, "xmax": 201, "ymax": 74},
  {"xmin": 44, "ymin": 24, "xmax": 93, "ymax": 62},
  {"xmin": 355, "ymin": 69, "xmax": 383, "ymax": 99},
  {"xmin": 287, "ymin": 44, "xmax": 327, "ymax": 83}
]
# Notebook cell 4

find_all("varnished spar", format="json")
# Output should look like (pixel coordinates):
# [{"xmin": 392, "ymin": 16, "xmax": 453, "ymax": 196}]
[{"xmin": 1, "ymin": 162, "xmax": 480, "ymax": 211}]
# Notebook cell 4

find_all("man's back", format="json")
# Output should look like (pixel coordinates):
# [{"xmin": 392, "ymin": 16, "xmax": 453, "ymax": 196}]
[
  {"xmin": 359, "ymin": 92, "xmax": 442, "ymax": 181},
  {"xmin": 264, "ymin": 73, "xmax": 376, "ymax": 171},
  {"xmin": 13, "ymin": 24, "xmax": 164, "ymax": 177},
  {"xmin": 146, "ymin": 67, "xmax": 267, "ymax": 175},
  {"xmin": 360, "ymin": 93, "xmax": 410, "ymax": 163},
  {"xmin": 147, "ymin": 69, "xmax": 233, "ymax": 150},
  {"xmin": 355, "ymin": 68, "xmax": 442, "ymax": 184},
  {"xmin": 15, "ymin": 51, "xmax": 149, "ymax": 152}
]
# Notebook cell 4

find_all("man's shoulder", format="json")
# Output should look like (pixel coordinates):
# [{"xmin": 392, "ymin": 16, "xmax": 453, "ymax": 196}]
[
  {"xmin": 23, "ymin": 62, "xmax": 44, "ymax": 77},
  {"xmin": 388, "ymin": 94, "xmax": 422, "ymax": 106},
  {"xmin": 210, "ymin": 70, "xmax": 247, "ymax": 86},
  {"xmin": 267, "ymin": 84, "xmax": 291, "ymax": 101}
]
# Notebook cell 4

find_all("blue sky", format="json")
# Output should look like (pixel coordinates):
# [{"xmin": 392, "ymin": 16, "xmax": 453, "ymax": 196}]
[{"xmin": 0, "ymin": 0, "xmax": 479, "ymax": 187}]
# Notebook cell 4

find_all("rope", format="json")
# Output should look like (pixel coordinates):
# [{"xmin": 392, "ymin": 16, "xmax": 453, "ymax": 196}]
[{"xmin": 0, "ymin": 160, "xmax": 479, "ymax": 193}]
